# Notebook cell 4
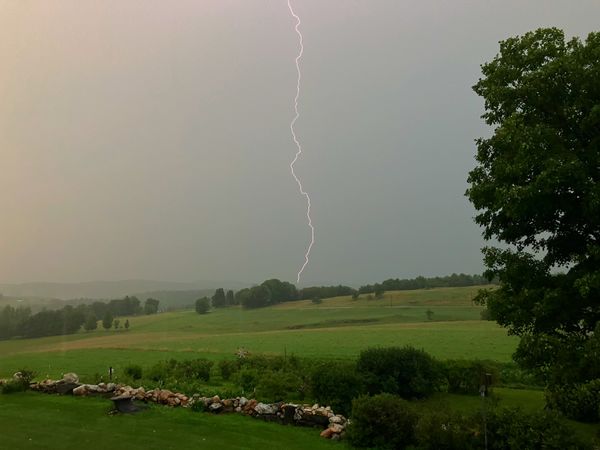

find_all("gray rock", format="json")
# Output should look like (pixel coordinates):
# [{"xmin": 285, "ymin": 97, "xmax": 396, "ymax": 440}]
[
  {"xmin": 254, "ymin": 403, "xmax": 277, "ymax": 415},
  {"xmin": 209, "ymin": 402, "xmax": 223, "ymax": 412},
  {"xmin": 62, "ymin": 373, "xmax": 79, "ymax": 384},
  {"xmin": 72, "ymin": 385, "xmax": 88, "ymax": 396},
  {"xmin": 329, "ymin": 415, "xmax": 344, "ymax": 424}
]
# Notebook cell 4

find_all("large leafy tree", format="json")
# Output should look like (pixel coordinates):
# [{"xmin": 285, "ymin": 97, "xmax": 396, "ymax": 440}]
[{"xmin": 467, "ymin": 28, "xmax": 600, "ymax": 385}]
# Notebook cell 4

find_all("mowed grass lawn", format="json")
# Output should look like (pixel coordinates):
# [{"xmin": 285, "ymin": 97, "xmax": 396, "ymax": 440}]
[
  {"xmin": 0, "ymin": 286, "xmax": 517, "ymax": 379},
  {"xmin": 0, "ymin": 392, "xmax": 342, "ymax": 450}
]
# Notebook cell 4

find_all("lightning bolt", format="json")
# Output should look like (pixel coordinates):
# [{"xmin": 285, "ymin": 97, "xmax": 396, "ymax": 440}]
[{"xmin": 288, "ymin": 0, "xmax": 314, "ymax": 284}]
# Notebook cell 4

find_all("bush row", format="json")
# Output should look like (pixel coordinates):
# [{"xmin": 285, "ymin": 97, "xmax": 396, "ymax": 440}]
[
  {"xmin": 346, "ymin": 394, "xmax": 590, "ymax": 450},
  {"xmin": 116, "ymin": 347, "xmax": 539, "ymax": 416}
]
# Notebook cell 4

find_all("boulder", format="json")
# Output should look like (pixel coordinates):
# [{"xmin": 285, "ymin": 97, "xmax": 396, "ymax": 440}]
[
  {"xmin": 243, "ymin": 399, "xmax": 258, "ymax": 414},
  {"xmin": 282, "ymin": 404, "xmax": 297, "ymax": 424},
  {"xmin": 320, "ymin": 428, "xmax": 335, "ymax": 439},
  {"xmin": 209, "ymin": 402, "xmax": 223, "ymax": 413},
  {"xmin": 62, "ymin": 373, "xmax": 79, "ymax": 384},
  {"xmin": 254, "ymin": 403, "xmax": 277, "ymax": 415},
  {"xmin": 329, "ymin": 415, "xmax": 344, "ymax": 424},
  {"xmin": 330, "ymin": 423, "xmax": 344, "ymax": 434},
  {"xmin": 55, "ymin": 381, "xmax": 79, "ymax": 395},
  {"xmin": 72, "ymin": 385, "xmax": 88, "ymax": 396}
]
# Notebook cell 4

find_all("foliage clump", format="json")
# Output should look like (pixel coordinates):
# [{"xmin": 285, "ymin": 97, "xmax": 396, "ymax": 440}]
[
  {"xmin": 357, "ymin": 346, "xmax": 442, "ymax": 399},
  {"xmin": 310, "ymin": 361, "xmax": 365, "ymax": 415},
  {"xmin": 466, "ymin": 27, "xmax": 600, "ymax": 399},
  {"xmin": 347, "ymin": 394, "xmax": 418, "ymax": 449}
]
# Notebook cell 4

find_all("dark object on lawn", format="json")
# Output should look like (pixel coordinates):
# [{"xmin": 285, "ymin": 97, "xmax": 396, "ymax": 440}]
[
  {"xmin": 110, "ymin": 395, "xmax": 146, "ymax": 414},
  {"xmin": 55, "ymin": 382, "xmax": 79, "ymax": 395}
]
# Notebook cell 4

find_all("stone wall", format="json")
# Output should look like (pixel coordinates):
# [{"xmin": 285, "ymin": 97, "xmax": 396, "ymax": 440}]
[{"xmin": 27, "ymin": 373, "xmax": 347, "ymax": 440}]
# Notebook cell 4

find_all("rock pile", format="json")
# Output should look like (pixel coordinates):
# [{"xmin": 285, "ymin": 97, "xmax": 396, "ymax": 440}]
[
  {"xmin": 30, "ymin": 374, "xmax": 189, "ymax": 407},
  {"xmin": 27, "ymin": 373, "xmax": 347, "ymax": 440},
  {"xmin": 188, "ymin": 396, "xmax": 348, "ymax": 439}
]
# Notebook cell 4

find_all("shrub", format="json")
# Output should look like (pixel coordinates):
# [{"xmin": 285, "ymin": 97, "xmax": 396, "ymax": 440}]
[
  {"xmin": 310, "ymin": 361, "xmax": 365, "ymax": 415},
  {"xmin": 441, "ymin": 360, "xmax": 498, "ymax": 395},
  {"xmin": 497, "ymin": 362, "xmax": 540, "ymax": 388},
  {"xmin": 124, "ymin": 364, "xmax": 143, "ymax": 380},
  {"xmin": 546, "ymin": 379, "xmax": 600, "ymax": 423},
  {"xmin": 346, "ymin": 394, "xmax": 417, "ymax": 449},
  {"xmin": 147, "ymin": 359, "xmax": 176, "ymax": 382},
  {"xmin": 311, "ymin": 297, "xmax": 322, "ymax": 304},
  {"xmin": 176, "ymin": 359, "xmax": 213, "ymax": 382},
  {"xmin": 195, "ymin": 297, "xmax": 210, "ymax": 314},
  {"xmin": 485, "ymin": 407, "xmax": 589, "ymax": 449},
  {"xmin": 238, "ymin": 354, "xmax": 301, "ymax": 372},
  {"xmin": 255, "ymin": 371, "xmax": 302, "ymax": 403},
  {"xmin": 147, "ymin": 358, "xmax": 213, "ymax": 383},
  {"xmin": 480, "ymin": 308, "xmax": 493, "ymax": 320},
  {"xmin": 415, "ymin": 410, "xmax": 480, "ymax": 450},
  {"xmin": 236, "ymin": 367, "xmax": 260, "ymax": 395},
  {"xmin": 357, "ymin": 346, "xmax": 442, "ymax": 399},
  {"xmin": 218, "ymin": 360, "xmax": 238, "ymax": 381},
  {"xmin": 0, "ymin": 369, "xmax": 35, "ymax": 394}
]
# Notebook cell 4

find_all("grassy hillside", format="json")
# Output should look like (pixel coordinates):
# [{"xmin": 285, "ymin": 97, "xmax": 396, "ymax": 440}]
[{"xmin": 0, "ymin": 286, "xmax": 516, "ymax": 379}]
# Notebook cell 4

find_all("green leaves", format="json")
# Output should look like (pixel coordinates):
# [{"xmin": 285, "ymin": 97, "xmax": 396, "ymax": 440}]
[{"xmin": 467, "ymin": 27, "xmax": 600, "ymax": 386}]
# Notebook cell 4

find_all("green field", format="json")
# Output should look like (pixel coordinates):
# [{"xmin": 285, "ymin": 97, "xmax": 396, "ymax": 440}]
[
  {"xmin": 4, "ymin": 286, "xmax": 597, "ymax": 448},
  {"xmin": 0, "ymin": 286, "xmax": 517, "ymax": 379},
  {"xmin": 0, "ymin": 392, "xmax": 340, "ymax": 450}
]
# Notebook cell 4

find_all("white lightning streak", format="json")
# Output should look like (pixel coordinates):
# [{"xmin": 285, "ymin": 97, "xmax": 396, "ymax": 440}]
[{"xmin": 287, "ymin": 0, "xmax": 314, "ymax": 284}]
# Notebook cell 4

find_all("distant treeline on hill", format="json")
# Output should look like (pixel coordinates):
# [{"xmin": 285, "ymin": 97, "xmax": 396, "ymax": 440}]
[
  {"xmin": 195, "ymin": 282, "xmax": 356, "ymax": 311},
  {"xmin": 357, "ymin": 273, "xmax": 495, "ymax": 295},
  {"xmin": 0, "ymin": 296, "xmax": 160, "ymax": 340},
  {"xmin": 201, "ymin": 274, "xmax": 491, "ymax": 310}
]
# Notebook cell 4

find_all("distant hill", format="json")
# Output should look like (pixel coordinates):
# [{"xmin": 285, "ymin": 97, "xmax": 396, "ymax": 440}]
[{"xmin": 0, "ymin": 280, "xmax": 249, "ymax": 301}]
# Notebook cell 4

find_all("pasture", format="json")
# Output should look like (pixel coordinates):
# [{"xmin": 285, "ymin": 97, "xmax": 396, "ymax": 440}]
[
  {"xmin": 1, "ymin": 286, "xmax": 598, "ymax": 448},
  {"xmin": 0, "ymin": 286, "xmax": 517, "ymax": 379}
]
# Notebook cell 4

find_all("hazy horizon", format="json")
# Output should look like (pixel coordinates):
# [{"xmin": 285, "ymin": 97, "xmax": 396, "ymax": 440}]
[{"xmin": 2, "ymin": 1, "xmax": 599, "ymax": 285}]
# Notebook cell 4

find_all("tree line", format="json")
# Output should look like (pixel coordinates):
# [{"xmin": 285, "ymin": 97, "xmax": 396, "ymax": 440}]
[
  {"xmin": 195, "ymin": 280, "xmax": 357, "ymax": 312},
  {"xmin": 0, "ymin": 296, "xmax": 160, "ymax": 340},
  {"xmin": 357, "ymin": 273, "xmax": 495, "ymax": 295},
  {"xmin": 196, "ymin": 274, "xmax": 489, "ymax": 312}
]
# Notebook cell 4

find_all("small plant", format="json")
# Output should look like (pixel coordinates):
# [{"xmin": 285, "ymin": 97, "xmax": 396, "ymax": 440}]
[
  {"xmin": 235, "ymin": 367, "xmax": 260, "ymax": 394},
  {"xmin": 1, "ymin": 369, "xmax": 35, "ymax": 394},
  {"xmin": 218, "ymin": 360, "xmax": 238, "ymax": 381},
  {"xmin": 124, "ymin": 364, "xmax": 143, "ymax": 380},
  {"xmin": 311, "ymin": 297, "xmax": 322, "ymax": 304},
  {"xmin": 255, "ymin": 370, "xmax": 302, "ymax": 403},
  {"xmin": 415, "ymin": 410, "xmax": 480, "ymax": 450},
  {"xmin": 426, "ymin": 309, "xmax": 434, "ymax": 320},
  {"xmin": 441, "ymin": 360, "xmax": 499, "ymax": 395}
]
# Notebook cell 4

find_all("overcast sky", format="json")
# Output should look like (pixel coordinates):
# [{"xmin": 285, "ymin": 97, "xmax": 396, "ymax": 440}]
[{"xmin": 1, "ymin": 1, "xmax": 598, "ymax": 285}]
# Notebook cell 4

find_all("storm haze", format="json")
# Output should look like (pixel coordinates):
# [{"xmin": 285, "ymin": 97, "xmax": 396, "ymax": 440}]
[{"xmin": 1, "ymin": 0, "xmax": 599, "ymax": 285}]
